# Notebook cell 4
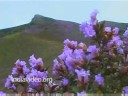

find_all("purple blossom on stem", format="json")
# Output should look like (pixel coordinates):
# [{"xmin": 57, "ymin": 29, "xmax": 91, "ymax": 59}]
[
  {"xmin": 58, "ymin": 46, "xmax": 73, "ymax": 60},
  {"xmin": 90, "ymin": 9, "xmax": 99, "ymax": 25},
  {"xmin": 0, "ymin": 91, "xmax": 6, "ymax": 96},
  {"xmin": 65, "ymin": 55, "xmax": 75, "ymax": 73},
  {"xmin": 123, "ymin": 28, "xmax": 128, "ymax": 51},
  {"xmin": 52, "ymin": 59, "xmax": 67, "ymax": 76},
  {"xmin": 117, "ymin": 48, "xmax": 124, "ymax": 54},
  {"xmin": 113, "ymin": 27, "xmax": 119, "ymax": 35},
  {"xmin": 64, "ymin": 49, "xmax": 86, "ymax": 73},
  {"xmin": 64, "ymin": 39, "xmax": 77, "ymax": 49},
  {"xmin": 80, "ymin": 9, "xmax": 99, "ymax": 38},
  {"xmin": 27, "ymin": 69, "xmax": 48, "ymax": 89},
  {"xmin": 29, "ymin": 55, "xmax": 44, "ymax": 71},
  {"xmin": 62, "ymin": 78, "xmax": 69, "ymax": 86},
  {"xmin": 107, "ymin": 36, "xmax": 123, "ymax": 47},
  {"xmin": 95, "ymin": 74, "xmax": 104, "ymax": 86},
  {"xmin": 87, "ymin": 45, "xmax": 99, "ymax": 60},
  {"xmin": 123, "ymin": 86, "xmax": 128, "ymax": 93},
  {"xmin": 12, "ymin": 59, "xmax": 29, "ymax": 76},
  {"xmin": 80, "ymin": 22, "xmax": 96, "ymax": 38},
  {"xmin": 5, "ymin": 75, "xmax": 16, "ymax": 90},
  {"xmin": 123, "ymin": 28, "xmax": 128, "ymax": 38},
  {"xmin": 75, "ymin": 69, "xmax": 90, "ymax": 84}
]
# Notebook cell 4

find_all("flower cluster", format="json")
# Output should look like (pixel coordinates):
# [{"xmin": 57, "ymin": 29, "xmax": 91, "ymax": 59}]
[
  {"xmin": 5, "ymin": 55, "xmax": 50, "ymax": 93},
  {"xmin": 80, "ymin": 9, "xmax": 98, "ymax": 38},
  {"xmin": 12, "ymin": 59, "xmax": 29, "ymax": 77}
]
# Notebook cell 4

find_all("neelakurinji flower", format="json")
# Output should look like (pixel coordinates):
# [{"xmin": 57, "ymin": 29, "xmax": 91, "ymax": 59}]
[
  {"xmin": 65, "ymin": 55, "xmax": 76, "ymax": 73},
  {"xmin": 80, "ymin": 10, "xmax": 99, "ymax": 38},
  {"xmin": 123, "ymin": 28, "xmax": 128, "ymax": 38},
  {"xmin": 86, "ymin": 45, "xmax": 99, "ymax": 60},
  {"xmin": 75, "ymin": 69, "xmax": 90, "ymax": 88},
  {"xmin": 113, "ymin": 27, "xmax": 119, "ymax": 35},
  {"xmin": 26, "ymin": 69, "xmax": 48, "ymax": 90},
  {"xmin": 107, "ymin": 36, "xmax": 123, "ymax": 48},
  {"xmin": 117, "ymin": 47, "xmax": 124, "ymax": 54},
  {"xmin": 95, "ymin": 74, "xmax": 104, "ymax": 86},
  {"xmin": 29, "ymin": 54, "xmax": 44, "ymax": 71},
  {"xmin": 80, "ymin": 22, "xmax": 96, "ymax": 38},
  {"xmin": 62, "ymin": 78, "xmax": 69, "ymax": 86},
  {"xmin": 12, "ymin": 59, "xmax": 29, "ymax": 76},
  {"xmin": 0, "ymin": 91, "xmax": 6, "ymax": 96},
  {"xmin": 123, "ymin": 86, "xmax": 128, "ymax": 93},
  {"xmin": 123, "ymin": 28, "xmax": 128, "ymax": 51},
  {"xmin": 90, "ymin": 9, "xmax": 99, "ymax": 25},
  {"xmin": 52, "ymin": 59, "xmax": 67, "ymax": 76},
  {"xmin": 58, "ymin": 46, "xmax": 73, "ymax": 60},
  {"xmin": 64, "ymin": 39, "xmax": 78, "ymax": 49},
  {"xmin": 65, "ymin": 49, "xmax": 86, "ymax": 73},
  {"xmin": 5, "ymin": 75, "xmax": 16, "ymax": 90}
]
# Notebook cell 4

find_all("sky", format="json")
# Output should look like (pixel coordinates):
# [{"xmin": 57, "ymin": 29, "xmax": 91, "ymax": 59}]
[{"xmin": 0, "ymin": 0, "xmax": 128, "ymax": 29}]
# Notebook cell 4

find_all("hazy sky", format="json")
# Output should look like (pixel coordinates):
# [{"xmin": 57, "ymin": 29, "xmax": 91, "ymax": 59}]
[{"xmin": 0, "ymin": 0, "xmax": 128, "ymax": 29}]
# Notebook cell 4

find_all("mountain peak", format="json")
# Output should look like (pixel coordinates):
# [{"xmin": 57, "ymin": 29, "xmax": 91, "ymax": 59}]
[{"xmin": 30, "ymin": 14, "xmax": 55, "ymax": 25}]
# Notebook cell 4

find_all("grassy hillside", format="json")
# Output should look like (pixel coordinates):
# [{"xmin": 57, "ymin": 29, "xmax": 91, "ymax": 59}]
[{"xmin": 0, "ymin": 32, "xmax": 63, "ymax": 91}]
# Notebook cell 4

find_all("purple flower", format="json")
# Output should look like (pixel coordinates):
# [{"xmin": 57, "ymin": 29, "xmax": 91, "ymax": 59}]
[
  {"xmin": 113, "ymin": 27, "xmax": 119, "ymax": 35},
  {"xmin": 80, "ymin": 22, "xmax": 96, "ymax": 38},
  {"xmin": 95, "ymin": 74, "xmax": 104, "ymax": 86},
  {"xmin": 29, "ymin": 55, "xmax": 44, "ymax": 71},
  {"xmin": 90, "ymin": 9, "xmax": 99, "ymax": 25},
  {"xmin": 58, "ymin": 47, "xmax": 73, "ymax": 60},
  {"xmin": 5, "ymin": 75, "xmax": 16, "ymax": 90},
  {"xmin": 0, "ymin": 91, "xmax": 6, "ymax": 96},
  {"xmin": 123, "ymin": 28, "xmax": 128, "ymax": 38},
  {"xmin": 62, "ymin": 78, "xmax": 69, "ymax": 86},
  {"xmin": 64, "ymin": 49, "xmax": 86, "ymax": 73},
  {"xmin": 87, "ymin": 45, "xmax": 99, "ymax": 60},
  {"xmin": 27, "ymin": 69, "xmax": 48, "ymax": 89},
  {"xmin": 64, "ymin": 39, "xmax": 77, "ymax": 49},
  {"xmin": 112, "ymin": 36, "xmax": 123, "ymax": 46},
  {"xmin": 65, "ymin": 56, "xmax": 75, "ymax": 73},
  {"xmin": 73, "ymin": 49, "xmax": 86, "ymax": 65},
  {"xmin": 75, "ymin": 69, "xmax": 90, "ymax": 84},
  {"xmin": 123, "ymin": 86, "xmax": 128, "ymax": 93},
  {"xmin": 117, "ymin": 48, "xmax": 124, "ymax": 54},
  {"xmin": 107, "ymin": 36, "xmax": 123, "ymax": 47},
  {"xmin": 105, "ymin": 27, "xmax": 111, "ymax": 32},
  {"xmin": 123, "ymin": 28, "xmax": 128, "ymax": 51},
  {"xmin": 80, "ymin": 10, "xmax": 99, "ymax": 38},
  {"xmin": 52, "ymin": 59, "xmax": 67, "ymax": 76},
  {"xmin": 12, "ymin": 59, "xmax": 29, "ymax": 76}
]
